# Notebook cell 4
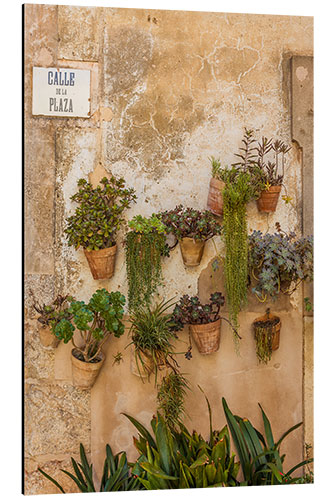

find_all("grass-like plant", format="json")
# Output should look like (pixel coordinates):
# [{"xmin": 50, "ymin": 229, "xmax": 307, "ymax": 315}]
[
  {"xmin": 55, "ymin": 289, "xmax": 125, "ymax": 363},
  {"xmin": 125, "ymin": 214, "xmax": 169, "ymax": 311},
  {"xmin": 65, "ymin": 176, "xmax": 136, "ymax": 251},
  {"xmin": 157, "ymin": 371, "xmax": 190, "ymax": 430},
  {"xmin": 38, "ymin": 443, "xmax": 141, "ymax": 492},
  {"xmin": 128, "ymin": 298, "xmax": 178, "ymax": 381}
]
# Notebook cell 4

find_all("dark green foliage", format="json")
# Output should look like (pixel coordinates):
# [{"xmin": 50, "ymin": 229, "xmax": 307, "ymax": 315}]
[
  {"xmin": 65, "ymin": 176, "xmax": 136, "ymax": 251},
  {"xmin": 129, "ymin": 299, "xmax": 178, "ymax": 381},
  {"xmin": 248, "ymin": 226, "xmax": 314, "ymax": 301},
  {"xmin": 31, "ymin": 293, "xmax": 74, "ymax": 333},
  {"xmin": 157, "ymin": 205, "xmax": 222, "ymax": 242},
  {"xmin": 222, "ymin": 397, "xmax": 313, "ymax": 486},
  {"xmin": 157, "ymin": 372, "xmax": 190, "ymax": 430},
  {"xmin": 38, "ymin": 443, "xmax": 141, "ymax": 493},
  {"xmin": 124, "ymin": 398, "xmax": 240, "ymax": 489},
  {"xmin": 125, "ymin": 215, "xmax": 169, "ymax": 311},
  {"xmin": 55, "ymin": 289, "xmax": 126, "ymax": 362},
  {"xmin": 171, "ymin": 293, "xmax": 224, "ymax": 330}
]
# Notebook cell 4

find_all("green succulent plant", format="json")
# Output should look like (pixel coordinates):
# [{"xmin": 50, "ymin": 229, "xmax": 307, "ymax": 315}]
[
  {"xmin": 65, "ymin": 176, "xmax": 136, "ymax": 251},
  {"xmin": 31, "ymin": 293, "xmax": 74, "ymax": 333},
  {"xmin": 55, "ymin": 289, "xmax": 126, "ymax": 363}
]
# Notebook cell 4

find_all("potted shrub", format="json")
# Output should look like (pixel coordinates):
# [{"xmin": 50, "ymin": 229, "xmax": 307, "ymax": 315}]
[
  {"xmin": 253, "ymin": 308, "xmax": 281, "ymax": 364},
  {"xmin": 31, "ymin": 293, "xmax": 74, "ymax": 348},
  {"xmin": 65, "ymin": 176, "xmax": 136, "ymax": 279},
  {"xmin": 171, "ymin": 292, "xmax": 239, "ymax": 355},
  {"xmin": 125, "ymin": 214, "xmax": 169, "ymax": 311},
  {"xmin": 248, "ymin": 224, "xmax": 314, "ymax": 302},
  {"xmin": 207, "ymin": 156, "xmax": 227, "ymax": 217},
  {"xmin": 158, "ymin": 205, "xmax": 221, "ymax": 266},
  {"xmin": 54, "ymin": 289, "xmax": 126, "ymax": 389},
  {"xmin": 128, "ymin": 299, "xmax": 178, "ymax": 381}
]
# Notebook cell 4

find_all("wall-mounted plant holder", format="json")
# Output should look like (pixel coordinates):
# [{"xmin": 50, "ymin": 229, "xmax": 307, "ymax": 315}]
[
  {"xmin": 38, "ymin": 323, "xmax": 60, "ymax": 348},
  {"xmin": 179, "ymin": 237, "xmax": 205, "ymax": 266},
  {"xmin": 130, "ymin": 347, "xmax": 154, "ymax": 379},
  {"xmin": 253, "ymin": 309, "xmax": 281, "ymax": 363},
  {"xmin": 189, "ymin": 318, "xmax": 221, "ymax": 355},
  {"xmin": 207, "ymin": 178, "xmax": 225, "ymax": 217},
  {"xmin": 256, "ymin": 185, "xmax": 281, "ymax": 213},
  {"xmin": 84, "ymin": 244, "xmax": 117, "ymax": 280},
  {"xmin": 71, "ymin": 348, "xmax": 105, "ymax": 389}
]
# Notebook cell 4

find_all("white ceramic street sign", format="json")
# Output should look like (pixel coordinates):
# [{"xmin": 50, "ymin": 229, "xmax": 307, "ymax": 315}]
[{"xmin": 32, "ymin": 67, "xmax": 91, "ymax": 118}]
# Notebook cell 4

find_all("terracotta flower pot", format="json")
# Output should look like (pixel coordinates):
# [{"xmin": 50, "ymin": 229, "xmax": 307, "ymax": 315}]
[
  {"xmin": 179, "ymin": 238, "xmax": 205, "ymax": 267},
  {"xmin": 253, "ymin": 311, "xmax": 281, "ymax": 363},
  {"xmin": 189, "ymin": 318, "xmax": 221, "ymax": 355},
  {"xmin": 257, "ymin": 185, "xmax": 281, "ymax": 213},
  {"xmin": 84, "ymin": 244, "xmax": 117, "ymax": 280},
  {"xmin": 130, "ymin": 347, "xmax": 154, "ymax": 378},
  {"xmin": 38, "ymin": 323, "xmax": 60, "ymax": 348},
  {"xmin": 71, "ymin": 348, "xmax": 105, "ymax": 389},
  {"xmin": 207, "ymin": 178, "xmax": 225, "ymax": 217}
]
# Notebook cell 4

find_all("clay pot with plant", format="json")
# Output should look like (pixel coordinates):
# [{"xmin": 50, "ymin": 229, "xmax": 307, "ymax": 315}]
[
  {"xmin": 54, "ymin": 288, "xmax": 126, "ymax": 389},
  {"xmin": 248, "ymin": 224, "xmax": 313, "ymax": 303},
  {"xmin": 128, "ymin": 298, "xmax": 179, "ymax": 382},
  {"xmin": 125, "ymin": 214, "xmax": 170, "ymax": 312},
  {"xmin": 158, "ymin": 205, "xmax": 221, "ymax": 267},
  {"xmin": 253, "ymin": 309, "xmax": 281, "ymax": 364},
  {"xmin": 233, "ymin": 130, "xmax": 291, "ymax": 213},
  {"xmin": 171, "ymin": 292, "xmax": 240, "ymax": 355},
  {"xmin": 31, "ymin": 292, "xmax": 74, "ymax": 348},
  {"xmin": 65, "ymin": 176, "xmax": 136, "ymax": 280},
  {"xmin": 207, "ymin": 156, "xmax": 227, "ymax": 217}
]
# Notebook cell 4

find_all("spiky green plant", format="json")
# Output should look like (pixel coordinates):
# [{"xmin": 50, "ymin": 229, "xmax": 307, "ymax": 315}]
[
  {"xmin": 128, "ymin": 298, "xmax": 178, "ymax": 382},
  {"xmin": 222, "ymin": 397, "xmax": 313, "ymax": 486},
  {"xmin": 38, "ymin": 443, "xmax": 141, "ymax": 493}
]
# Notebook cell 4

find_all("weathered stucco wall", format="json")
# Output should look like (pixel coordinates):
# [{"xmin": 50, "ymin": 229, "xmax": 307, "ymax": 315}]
[{"xmin": 24, "ymin": 4, "xmax": 313, "ymax": 494}]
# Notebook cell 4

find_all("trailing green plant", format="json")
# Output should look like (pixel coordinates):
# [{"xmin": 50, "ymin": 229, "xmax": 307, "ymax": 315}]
[
  {"xmin": 128, "ymin": 298, "xmax": 179, "ymax": 381},
  {"xmin": 31, "ymin": 292, "xmax": 74, "ymax": 332},
  {"xmin": 157, "ymin": 371, "xmax": 190, "ymax": 430},
  {"xmin": 248, "ymin": 224, "xmax": 314, "ymax": 302},
  {"xmin": 124, "ymin": 393, "xmax": 240, "ymax": 488},
  {"xmin": 65, "ymin": 176, "xmax": 136, "ymax": 251},
  {"xmin": 54, "ymin": 288, "xmax": 125, "ymax": 363},
  {"xmin": 222, "ymin": 170, "xmax": 254, "ymax": 337},
  {"xmin": 125, "ymin": 214, "xmax": 169, "ymax": 311},
  {"xmin": 253, "ymin": 310, "xmax": 280, "ymax": 364},
  {"xmin": 222, "ymin": 397, "xmax": 313, "ymax": 486},
  {"xmin": 157, "ymin": 205, "xmax": 222, "ymax": 242},
  {"xmin": 38, "ymin": 443, "xmax": 141, "ymax": 492}
]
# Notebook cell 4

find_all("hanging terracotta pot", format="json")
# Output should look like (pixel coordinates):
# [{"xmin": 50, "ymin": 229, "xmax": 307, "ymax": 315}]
[
  {"xmin": 253, "ymin": 310, "xmax": 281, "ymax": 364},
  {"xmin": 84, "ymin": 244, "xmax": 117, "ymax": 280},
  {"xmin": 71, "ymin": 348, "xmax": 105, "ymax": 389},
  {"xmin": 130, "ymin": 347, "xmax": 155, "ymax": 378},
  {"xmin": 189, "ymin": 318, "xmax": 221, "ymax": 355},
  {"xmin": 207, "ymin": 178, "xmax": 225, "ymax": 217},
  {"xmin": 257, "ymin": 185, "xmax": 281, "ymax": 213},
  {"xmin": 38, "ymin": 323, "xmax": 60, "ymax": 348},
  {"xmin": 179, "ymin": 238, "xmax": 205, "ymax": 266}
]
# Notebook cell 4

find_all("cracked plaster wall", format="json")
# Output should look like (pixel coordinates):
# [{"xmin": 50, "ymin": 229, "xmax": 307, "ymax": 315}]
[{"xmin": 24, "ymin": 4, "xmax": 313, "ymax": 493}]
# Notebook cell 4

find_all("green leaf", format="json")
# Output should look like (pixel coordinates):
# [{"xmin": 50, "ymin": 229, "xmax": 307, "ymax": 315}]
[
  {"xmin": 38, "ymin": 468, "xmax": 66, "ymax": 493},
  {"xmin": 140, "ymin": 461, "xmax": 178, "ymax": 481}
]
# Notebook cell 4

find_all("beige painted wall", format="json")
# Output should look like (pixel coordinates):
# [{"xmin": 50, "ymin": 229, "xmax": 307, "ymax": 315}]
[{"xmin": 24, "ymin": 4, "xmax": 313, "ymax": 493}]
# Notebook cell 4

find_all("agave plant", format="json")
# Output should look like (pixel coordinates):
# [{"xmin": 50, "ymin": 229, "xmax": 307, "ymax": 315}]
[
  {"xmin": 124, "ymin": 390, "xmax": 240, "ymax": 489},
  {"xmin": 222, "ymin": 397, "xmax": 313, "ymax": 485},
  {"xmin": 38, "ymin": 443, "xmax": 141, "ymax": 493}
]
